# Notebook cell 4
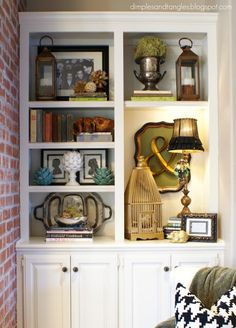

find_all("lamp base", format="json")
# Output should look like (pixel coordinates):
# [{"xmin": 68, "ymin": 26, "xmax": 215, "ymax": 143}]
[{"xmin": 177, "ymin": 187, "xmax": 191, "ymax": 218}]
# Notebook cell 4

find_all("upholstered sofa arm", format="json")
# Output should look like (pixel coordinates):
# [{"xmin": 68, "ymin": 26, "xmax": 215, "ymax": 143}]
[{"xmin": 155, "ymin": 316, "xmax": 175, "ymax": 328}]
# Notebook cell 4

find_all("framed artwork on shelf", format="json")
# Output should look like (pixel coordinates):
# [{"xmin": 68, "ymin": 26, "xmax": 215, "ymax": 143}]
[
  {"xmin": 38, "ymin": 45, "xmax": 109, "ymax": 99},
  {"xmin": 181, "ymin": 213, "xmax": 217, "ymax": 242},
  {"xmin": 134, "ymin": 121, "xmax": 191, "ymax": 193},
  {"xmin": 42, "ymin": 149, "xmax": 69, "ymax": 184},
  {"xmin": 79, "ymin": 149, "xmax": 107, "ymax": 184}
]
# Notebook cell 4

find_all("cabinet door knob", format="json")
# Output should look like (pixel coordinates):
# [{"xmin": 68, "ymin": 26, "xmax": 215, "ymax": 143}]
[
  {"xmin": 62, "ymin": 266, "xmax": 68, "ymax": 272},
  {"xmin": 164, "ymin": 266, "xmax": 170, "ymax": 272},
  {"xmin": 73, "ymin": 267, "xmax": 78, "ymax": 272}
]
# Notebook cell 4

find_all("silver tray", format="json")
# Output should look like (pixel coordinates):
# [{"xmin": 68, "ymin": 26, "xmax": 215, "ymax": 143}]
[
  {"xmin": 55, "ymin": 216, "xmax": 87, "ymax": 227},
  {"xmin": 33, "ymin": 192, "xmax": 112, "ymax": 232}
]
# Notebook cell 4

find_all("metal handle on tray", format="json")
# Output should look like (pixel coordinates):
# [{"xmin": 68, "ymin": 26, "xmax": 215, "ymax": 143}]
[
  {"xmin": 104, "ymin": 204, "xmax": 112, "ymax": 221},
  {"xmin": 33, "ymin": 203, "xmax": 44, "ymax": 222}
]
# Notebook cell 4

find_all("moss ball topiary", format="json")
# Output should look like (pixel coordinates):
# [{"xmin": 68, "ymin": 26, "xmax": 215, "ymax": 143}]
[{"xmin": 134, "ymin": 36, "xmax": 167, "ymax": 63}]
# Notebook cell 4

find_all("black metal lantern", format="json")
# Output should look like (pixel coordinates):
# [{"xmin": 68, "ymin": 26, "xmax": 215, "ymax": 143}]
[
  {"xmin": 176, "ymin": 38, "xmax": 200, "ymax": 101},
  {"xmin": 36, "ymin": 35, "xmax": 56, "ymax": 100}
]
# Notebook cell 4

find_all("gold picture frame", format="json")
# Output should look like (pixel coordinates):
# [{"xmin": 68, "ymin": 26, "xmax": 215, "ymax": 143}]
[{"xmin": 134, "ymin": 121, "xmax": 191, "ymax": 193}]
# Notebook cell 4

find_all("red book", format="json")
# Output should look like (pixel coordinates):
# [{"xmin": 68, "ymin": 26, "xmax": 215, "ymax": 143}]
[{"xmin": 43, "ymin": 112, "xmax": 52, "ymax": 142}]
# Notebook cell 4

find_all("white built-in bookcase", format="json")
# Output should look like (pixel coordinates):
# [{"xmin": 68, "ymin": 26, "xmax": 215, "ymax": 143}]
[{"xmin": 19, "ymin": 12, "xmax": 218, "ymax": 243}]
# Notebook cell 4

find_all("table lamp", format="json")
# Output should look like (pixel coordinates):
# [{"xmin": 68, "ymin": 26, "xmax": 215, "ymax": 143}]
[{"xmin": 168, "ymin": 118, "xmax": 204, "ymax": 217}]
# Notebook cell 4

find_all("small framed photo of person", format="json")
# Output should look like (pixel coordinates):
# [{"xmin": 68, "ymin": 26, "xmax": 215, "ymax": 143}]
[
  {"xmin": 79, "ymin": 149, "xmax": 107, "ymax": 184},
  {"xmin": 42, "ymin": 149, "xmax": 68, "ymax": 184}
]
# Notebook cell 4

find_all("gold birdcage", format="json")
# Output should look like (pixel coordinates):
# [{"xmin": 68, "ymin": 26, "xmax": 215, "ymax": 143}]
[{"xmin": 125, "ymin": 156, "xmax": 164, "ymax": 241}]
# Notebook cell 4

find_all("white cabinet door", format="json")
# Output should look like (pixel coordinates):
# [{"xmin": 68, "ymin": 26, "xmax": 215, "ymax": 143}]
[
  {"xmin": 169, "ymin": 251, "xmax": 222, "ymax": 315},
  {"xmin": 24, "ymin": 254, "xmax": 70, "ymax": 328},
  {"xmin": 121, "ymin": 252, "xmax": 171, "ymax": 328},
  {"xmin": 172, "ymin": 251, "xmax": 220, "ymax": 269},
  {"xmin": 171, "ymin": 251, "xmax": 221, "ymax": 290},
  {"xmin": 71, "ymin": 253, "xmax": 118, "ymax": 328}
]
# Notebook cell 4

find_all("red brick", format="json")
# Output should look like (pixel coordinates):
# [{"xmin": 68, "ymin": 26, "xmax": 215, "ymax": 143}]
[
  {"xmin": 0, "ymin": 86, "xmax": 5, "ymax": 97},
  {"xmin": 0, "ymin": 249, "xmax": 7, "ymax": 263},
  {"xmin": 3, "ymin": 77, "xmax": 10, "ymax": 90},
  {"xmin": 0, "ymin": 1, "xmax": 26, "ymax": 327},
  {"xmin": 4, "ymin": 259, "xmax": 12, "ymax": 273},
  {"xmin": 6, "ymin": 67, "xmax": 14, "ymax": 82},
  {"xmin": 13, "ymin": 216, "xmax": 19, "ymax": 227},
  {"xmin": 0, "ymin": 223, "xmax": 6, "ymax": 235}
]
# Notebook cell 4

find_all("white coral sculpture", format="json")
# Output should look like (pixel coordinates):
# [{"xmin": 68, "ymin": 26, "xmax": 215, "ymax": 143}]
[{"xmin": 62, "ymin": 151, "xmax": 82, "ymax": 186}]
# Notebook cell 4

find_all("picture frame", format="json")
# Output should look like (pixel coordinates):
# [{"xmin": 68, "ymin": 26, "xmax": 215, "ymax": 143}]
[
  {"xmin": 134, "ymin": 122, "xmax": 191, "ymax": 193},
  {"xmin": 181, "ymin": 213, "xmax": 217, "ymax": 242},
  {"xmin": 42, "ymin": 149, "xmax": 69, "ymax": 184},
  {"xmin": 38, "ymin": 45, "xmax": 109, "ymax": 99},
  {"xmin": 79, "ymin": 149, "xmax": 107, "ymax": 184}
]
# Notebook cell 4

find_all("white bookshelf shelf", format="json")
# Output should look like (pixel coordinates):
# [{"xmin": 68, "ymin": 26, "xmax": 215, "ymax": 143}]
[
  {"xmin": 28, "ymin": 100, "xmax": 115, "ymax": 108},
  {"xmin": 29, "ymin": 141, "xmax": 115, "ymax": 149},
  {"xmin": 125, "ymin": 100, "xmax": 208, "ymax": 109},
  {"xmin": 29, "ymin": 185, "xmax": 115, "ymax": 193}
]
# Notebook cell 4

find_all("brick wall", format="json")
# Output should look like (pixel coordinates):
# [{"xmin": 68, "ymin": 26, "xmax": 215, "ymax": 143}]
[{"xmin": 0, "ymin": 1, "xmax": 26, "ymax": 327}]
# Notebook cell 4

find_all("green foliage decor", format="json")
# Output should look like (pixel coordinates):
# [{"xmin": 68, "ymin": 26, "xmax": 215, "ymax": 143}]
[
  {"xmin": 93, "ymin": 167, "xmax": 114, "ymax": 185},
  {"xmin": 134, "ymin": 36, "xmax": 167, "ymax": 63},
  {"xmin": 33, "ymin": 167, "xmax": 53, "ymax": 185}
]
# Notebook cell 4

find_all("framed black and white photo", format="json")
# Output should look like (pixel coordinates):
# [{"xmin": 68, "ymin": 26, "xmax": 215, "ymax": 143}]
[
  {"xmin": 79, "ymin": 149, "xmax": 106, "ymax": 184},
  {"xmin": 181, "ymin": 213, "xmax": 217, "ymax": 242},
  {"xmin": 38, "ymin": 45, "xmax": 109, "ymax": 99},
  {"xmin": 42, "ymin": 149, "xmax": 68, "ymax": 184}
]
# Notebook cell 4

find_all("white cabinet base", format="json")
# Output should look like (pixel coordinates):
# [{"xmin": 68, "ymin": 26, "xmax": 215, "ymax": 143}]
[{"xmin": 17, "ymin": 239, "xmax": 224, "ymax": 328}]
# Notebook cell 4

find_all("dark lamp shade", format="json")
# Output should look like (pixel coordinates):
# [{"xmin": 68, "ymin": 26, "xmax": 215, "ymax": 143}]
[{"xmin": 168, "ymin": 118, "xmax": 204, "ymax": 153}]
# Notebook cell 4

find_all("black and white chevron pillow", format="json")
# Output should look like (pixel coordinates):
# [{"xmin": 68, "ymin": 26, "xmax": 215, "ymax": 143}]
[{"xmin": 175, "ymin": 282, "xmax": 236, "ymax": 327}]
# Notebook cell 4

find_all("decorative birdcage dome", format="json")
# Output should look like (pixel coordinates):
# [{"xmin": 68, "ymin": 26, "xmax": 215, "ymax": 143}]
[{"xmin": 125, "ymin": 156, "xmax": 163, "ymax": 241}]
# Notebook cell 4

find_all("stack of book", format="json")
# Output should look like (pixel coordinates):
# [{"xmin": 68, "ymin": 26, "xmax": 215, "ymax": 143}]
[
  {"xmin": 30, "ymin": 109, "xmax": 74, "ymax": 143},
  {"xmin": 45, "ymin": 226, "xmax": 93, "ymax": 242},
  {"xmin": 131, "ymin": 90, "xmax": 176, "ymax": 101},
  {"xmin": 69, "ymin": 92, "xmax": 107, "ymax": 101},
  {"xmin": 163, "ymin": 217, "xmax": 182, "ymax": 239}
]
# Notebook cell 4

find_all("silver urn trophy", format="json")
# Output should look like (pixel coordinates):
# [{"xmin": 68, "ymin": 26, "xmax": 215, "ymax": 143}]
[{"xmin": 134, "ymin": 56, "xmax": 166, "ymax": 91}]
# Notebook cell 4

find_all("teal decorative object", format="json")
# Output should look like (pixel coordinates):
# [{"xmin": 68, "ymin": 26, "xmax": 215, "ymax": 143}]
[
  {"xmin": 93, "ymin": 167, "xmax": 114, "ymax": 185},
  {"xmin": 33, "ymin": 167, "xmax": 53, "ymax": 185}
]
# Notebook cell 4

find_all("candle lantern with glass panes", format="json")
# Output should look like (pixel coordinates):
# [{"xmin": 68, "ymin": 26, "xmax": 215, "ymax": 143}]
[
  {"xmin": 176, "ymin": 37, "xmax": 200, "ymax": 101},
  {"xmin": 35, "ymin": 35, "xmax": 56, "ymax": 100}
]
